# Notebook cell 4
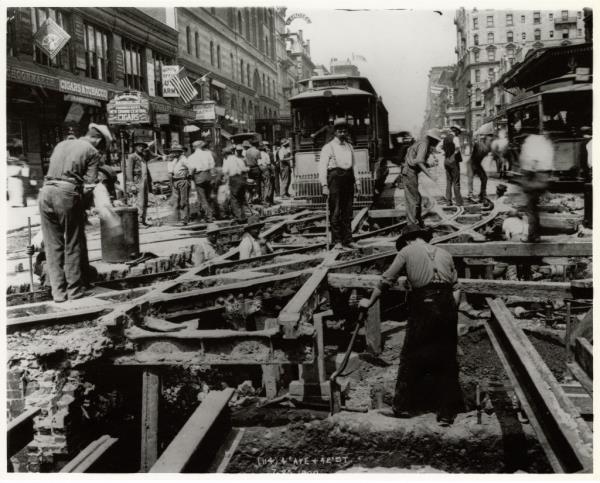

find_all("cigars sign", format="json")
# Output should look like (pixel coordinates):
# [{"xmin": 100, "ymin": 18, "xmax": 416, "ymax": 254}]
[{"xmin": 107, "ymin": 91, "xmax": 151, "ymax": 125}]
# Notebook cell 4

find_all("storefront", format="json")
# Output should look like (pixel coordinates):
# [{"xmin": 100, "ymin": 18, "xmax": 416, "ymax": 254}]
[{"xmin": 149, "ymin": 97, "xmax": 195, "ymax": 152}]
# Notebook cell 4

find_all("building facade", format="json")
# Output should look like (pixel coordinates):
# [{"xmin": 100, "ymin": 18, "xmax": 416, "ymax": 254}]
[
  {"xmin": 285, "ymin": 30, "xmax": 315, "ymax": 87},
  {"xmin": 453, "ymin": 8, "xmax": 587, "ymax": 138},
  {"xmin": 421, "ymin": 65, "xmax": 456, "ymax": 136},
  {"xmin": 7, "ymin": 7, "xmax": 184, "ymax": 182}
]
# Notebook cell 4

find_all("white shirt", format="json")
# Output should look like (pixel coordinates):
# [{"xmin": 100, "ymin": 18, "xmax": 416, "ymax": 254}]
[
  {"xmin": 258, "ymin": 151, "xmax": 271, "ymax": 168},
  {"xmin": 238, "ymin": 233, "xmax": 263, "ymax": 260},
  {"xmin": 167, "ymin": 155, "xmax": 190, "ymax": 178},
  {"xmin": 519, "ymin": 134, "xmax": 554, "ymax": 172},
  {"xmin": 191, "ymin": 237, "xmax": 218, "ymax": 266},
  {"xmin": 186, "ymin": 149, "xmax": 215, "ymax": 174},
  {"xmin": 318, "ymin": 137, "xmax": 359, "ymax": 187},
  {"xmin": 222, "ymin": 154, "xmax": 247, "ymax": 177}
]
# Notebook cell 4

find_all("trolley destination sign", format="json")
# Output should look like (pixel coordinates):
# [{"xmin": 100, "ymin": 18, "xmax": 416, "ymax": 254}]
[{"xmin": 107, "ymin": 91, "xmax": 151, "ymax": 125}]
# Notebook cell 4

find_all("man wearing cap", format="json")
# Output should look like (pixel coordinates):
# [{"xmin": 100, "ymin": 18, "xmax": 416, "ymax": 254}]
[
  {"xmin": 245, "ymin": 139, "xmax": 262, "ymax": 203},
  {"xmin": 319, "ymin": 118, "xmax": 361, "ymax": 250},
  {"xmin": 39, "ymin": 123, "xmax": 111, "ymax": 302},
  {"xmin": 222, "ymin": 144, "xmax": 250, "ymax": 223},
  {"xmin": 278, "ymin": 139, "xmax": 293, "ymax": 197},
  {"xmin": 191, "ymin": 222, "xmax": 220, "ymax": 266},
  {"xmin": 442, "ymin": 125, "xmax": 463, "ymax": 206},
  {"xmin": 126, "ymin": 140, "xmax": 153, "ymax": 226},
  {"xmin": 167, "ymin": 143, "xmax": 191, "ymax": 225},
  {"xmin": 187, "ymin": 139, "xmax": 216, "ymax": 222},
  {"xmin": 400, "ymin": 129, "xmax": 440, "ymax": 227},
  {"xmin": 359, "ymin": 224, "xmax": 462, "ymax": 426},
  {"xmin": 238, "ymin": 215, "xmax": 269, "ymax": 259},
  {"xmin": 258, "ymin": 142, "xmax": 274, "ymax": 205}
]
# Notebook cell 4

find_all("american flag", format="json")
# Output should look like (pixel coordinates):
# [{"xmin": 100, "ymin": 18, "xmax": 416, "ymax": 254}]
[{"xmin": 171, "ymin": 67, "xmax": 198, "ymax": 104}]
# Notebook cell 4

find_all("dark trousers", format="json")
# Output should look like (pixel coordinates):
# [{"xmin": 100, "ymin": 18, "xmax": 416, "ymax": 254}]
[
  {"xmin": 522, "ymin": 170, "xmax": 548, "ymax": 241},
  {"xmin": 39, "ymin": 182, "xmax": 85, "ymax": 301},
  {"xmin": 327, "ymin": 168, "xmax": 354, "ymax": 245},
  {"xmin": 393, "ymin": 286, "xmax": 463, "ymax": 419},
  {"xmin": 136, "ymin": 177, "xmax": 150, "ymax": 223},
  {"xmin": 401, "ymin": 167, "xmax": 423, "ymax": 227},
  {"xmin": 172, "ymin": 179, "xmax": 190, "ymax": 223},
  {"xmin": 229, "ymin": 174, "xmax": 247, "ymax": 223},
  {"xmin": 248, "ymin": 166, "xmax": 262, "ymax": 202},
  {"xmin": 444, "ymin": 159, "xmax": 463, "ymax": 205},
  {"xmin": 194, "ymin": 171, "xmax": 214, "ymax": 221},
  {"xmin": 280, "ymin": 163, "xmax": 291, "ymax": 196},
  {"xmin": 472, "ymin": 161, "xmax": 487, "ymax": 201},
  {"xmin": 273, "ymin": 164, "xmax": 280, "ymax": 196},
  {"xmin": 261, "ymin": 167, "xmax": 274, "ymax": 204}
]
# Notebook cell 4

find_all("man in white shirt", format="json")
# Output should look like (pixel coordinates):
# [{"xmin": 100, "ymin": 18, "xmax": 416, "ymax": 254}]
[
  {"xmin": 222, "ymin": 144, "xmax": 249, "ymax": 223},
  {"xmin": 319, "ymin": 118, "xmax": 361, "ymax": 250},
  {"xmin": 258, "ymin": 143, "xmax": 274, "ymax": 205},
  {"xmin": 167, "ymin": 143, "xmax": 191, "ymax": 225},
  {"xmin": 238, "ymin": 215, "xmax": 269, "ymax": 259},
  {"xmin": 278, "ymin": 139, "xmax": 293, "ymax": 197},
  {"xmin": 187, "ymin": 139, "xmax": 216, "ymax": 222},
  {"xmin": 191, "ymin": 222, "xmax": 220, "ymax": 266}
]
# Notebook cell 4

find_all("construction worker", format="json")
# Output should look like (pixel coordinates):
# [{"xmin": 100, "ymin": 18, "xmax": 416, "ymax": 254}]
[
  {"xmin": 400, "ymin": 129, "xmax": 440, "ymax": 227},
  {"xmin": 187, "ymin": 139, "xmax": 216, "ymax": 222},
  {"xmin": 38, "ymin": 124, "xmax": 112, "ymax": 302},
  {"xmin": 467, "ymin": 134, "xmax": 492, "ymax": 203},
  {"xmin": 359, "ymin": 224, "xmax": 463, "ymax": 426},
  {"xmin": 167, "ymin": 143, "xmax": 191, "ymax": 226},
  {"xmin": 238, "ymin": 215, "xmax": 269, "ymax": 259},
  {"xmin": 191, "ymin": 222, "xmax": 220, "ymax": 266},
  {"xmin": 126, "ymin": 140, "xmax": 153, "ymax": 226},
  {"xmin": 319, "ymin": 118, "xmax": 361, "ymax": 250},
  {"xmin": 442, "ymin": 125, "xmax": 463, "ymax": 206},
  {"xmin": 245, "ymin": 139, "xmax": 262, "ymax": 203},
  {"xmin": 271, "ymin": 140, "xmax": 281, "ymax": 197},
  {"xmin": 278, "ymin": 139, "xmax": 293, "ymax": 197},
  {"xmin": 258, "ymin": 142, "xmax": 274, "ymax": 206},
  {"xmin": 222, "ymin": 144, "xmax": 249, "ymax": 223}
]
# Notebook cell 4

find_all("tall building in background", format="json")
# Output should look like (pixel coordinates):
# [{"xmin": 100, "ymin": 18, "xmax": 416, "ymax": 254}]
[
  {"xmin": 285, "ymin": 29, "xmax": 315, "ymax": 85},
  {"xmin": 421, "ymin": 65, "xmax": 455, "ymax": 136},
  {"xmin": 453, "ymin": 8, "xmax": 587, "ymax": 138},
  {"xmin": 330, "ymin": 58, "xmax": 360, "ymax": 76}
]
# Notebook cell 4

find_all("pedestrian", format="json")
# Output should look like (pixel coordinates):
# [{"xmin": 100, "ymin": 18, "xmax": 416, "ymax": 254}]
[
  {"xmin": 271, "ymin": 140, "xmax": 281, "ymax": 197},
  {"xmin": 244, "ymin": 139, "xmax": 262, "ymax": 203},
  {"xmin": 238, "ymin": 215, "xmax": 269, "ymax": 259},
  {"xmin": 519, "ymin": 134, "xmax": 554, "ymax": 243},
  {"xmin": 278, "ymin": 139, "xmax": 293, "ymax": 197},
  {"xmin": 126, "ymin": 139, "xmax": 153, "ymax": 226},
  {"xmin": 222, "ymin": 144, "xmax": 249, "ymax": 223},
  {"xmin": 258, "ymin": 142, "xmax": 274, "ymax": 205},
  {"xmin": 167, "ymin": 143, "xmax": 191, "ymax": 226},
  {"xmin": 442, "ymin": 125, "xmax": 463, "ymax": 206},
  {"xmin": 400, "ymin": 129, "xmax": 440, "ymax": 227},
  {"xmin": 310, "ymin": 117, "xmax": 336, "ymax": 144},
  {"xmin": 359, "ymin": 223, "xmax": 463, "ymax": 426},
  {"xmin": 468, "ymin": 134, "xmax": 491, "ymax": 203},
  {"xmin": 191, "ymin": 222, "xmax": 220, "ymax": 266},
  {"xmin": 38, "ymin": 123, "xmax": 112, "ymax": 302},
  {"xmin": 7, "ymin": 153, "xmax": 30, "ymax": 208},
  {"xmin": 187, "ymin": 139, "xmax": 216, "ymax": 222},
  {"xmin": 491, "ymin": 129, "xmax": 509, "ymax": 178},
  {"xmin": 319, "ymin": 118, "xmax": 361, "ymax": 250}
]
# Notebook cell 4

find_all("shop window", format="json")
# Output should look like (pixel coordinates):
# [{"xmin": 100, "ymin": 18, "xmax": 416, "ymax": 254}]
[
  {"xmin": 84, "ymin": 22, "xmax": 111, "ymax": 82},
  {"xmin": 506, "ymin": 13, "xmax": 513, "ymax": 26},
  {"xmin": 31, "ymin": 8, "xmax": 71, "ymax": 70},
  {"xmin": 487, "ymin": 32, "xmax": 494, "ymax": 44},
  {"xmin": 474, "ymin": 34, "xmax": 479, "ymax": 45},
  {"xmin": 533, "ymin": 11, "xmax": 540, "ymax": 24},
  {"xmin": 507, "ymin": 31, "xmax": 513, "ymax": 42},
  {"xmin": 122, "ymin": 38, "xmax": 145, "ymax": 91}
]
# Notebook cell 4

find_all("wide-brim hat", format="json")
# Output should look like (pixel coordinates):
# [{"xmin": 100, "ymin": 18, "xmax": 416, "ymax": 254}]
[
  {"xmin": 88, "ymin": 123, "xmax": 113, "ymax": 145},
  {"xmin": 242, "ymin": 140, "xmax": 251, "ymax": 148},
  {"xmin": 134, "ymin": 140, "xmax": 149, "ymax": 148},
  {"xmin": 333, "ymin": 117, "xmax": 348, "ymax": 128},
  {"xmin": 170, "ymin": 143, "xmax": 184, "ymax": 153},
  {"xmin": 449, "ymin": 124, "xmax": 462, "ymax": 133},
  {"xmin": 205, "ymin": 222, "xmax": 221, "ymax": 235},
  {"xmin": 244, "ymin": 215, "xmax": 265, "ymax": 231},
  {"xmin": 235, "ymin": 144, "xmax": 244, "ymax": 151},
  {"xmin": 281, "ymin": 139, "xmax": 290, "ymax": 146},
  {"xmin": 262, "ymin": 140, "xmax": 270, "ymax": 146},
  {"xmin": 426, "ymin": 128, "xmax": 442, "ymax": 142},
  {"xmin": 395, "ymin": 224, "xmax": 432, "ymax": 250},
  {"xmin": 222, "ymin": 144, "xmax": 235, "ymax": 154}
]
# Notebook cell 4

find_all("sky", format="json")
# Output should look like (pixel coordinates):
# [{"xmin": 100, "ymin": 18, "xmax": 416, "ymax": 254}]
[{"xmin": 290, "ymin": 9, "xmax": 458, "ymax": 134}]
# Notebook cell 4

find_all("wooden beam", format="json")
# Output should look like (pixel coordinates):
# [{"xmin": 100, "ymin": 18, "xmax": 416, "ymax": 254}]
[
  {"xmin": 486, "ymin": 298, "xmax": 593, "ymax": 473},
  {"xmin": 365, "ymin": 300, "xmax": 382, "ymax": 355},
  {"xmin": 438, "ymin": 241, "xmax": 592, "ymax": 258},
  {"xmin": 150, "ymin": 389, "xmax": 235, "ymax": 473},
  {"xmin": 140, "ymin": 369, "xmax": 160, "ymax": 472},
  {"xmin": 351, "ymin": 206, "xmax": 370, "ymax": 232},
  {"xmin": 567, "ymin": 362, "xmax": 593, "ymax": 396},
  {"xmin": 60, "ymin": 435, "xmax": 118, "ymax": 472},
  {"xmin": 327, "ymin": 272, "xmax": 582, "ymax": 300},
  {"xmin": 7, "ymin": 406, "xmax": 40, "ymax": 459},
  {"xmin": 574, "ymin": 337, "xmax": 593, "ymax": 380}
]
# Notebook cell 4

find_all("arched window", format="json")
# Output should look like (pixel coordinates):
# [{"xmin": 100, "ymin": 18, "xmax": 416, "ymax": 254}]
[
  {"xmin": 262, "ymin": 73, "xmax": 266, "ymax": 94},
  {"xmin": 263, "ymin": 106, "xmax": 267, "ymax": 118},
  {"xmin": 247, "ymin": 64, "xmax": 250, "ymax": 86},
  {"xmin": 217, "ymin": 45, "xmax": 221, "ymax": 68},
  {"xmin": 252, "ymin": 8, "xmax": 258, "ymax": 45},
  {"xmin": 487, "ymin": 32, "xmax": 494, "ymax": 44},
  {"xmin": 230, "ymin": 53, "xmax": 234, "ymax": 78},
  {"xmin": 210, "ymin": 41, "xmax": 214, "ymax": 66},
  {"xmin": 248, "ymin": 100, "xmax": 253, "ymax": 118},
  {"xmin": 245, "ymin": 9, "xmax": 250, "ymax": 38},
  {"xmin": 253, "ymin": 69, "xmax": 261, "ymax": 92},
  {"xmin": 474, "ymin": 33, "xmax": 479, "ymax": 45},
  {"xmin": 195, "ymin": 32, "xmax": 199, "ymax": 58},
  {"xmin": 238, "ymin": 11, "xmax": 243, "ymax": 32},
  {"xmin": 228, "ymin": 8, "xmax": 235, "ymax": 28},
  {"xmin": 507, "ymin": 31, "xmax": 513, "ymax": 42},
  {"xmin": 240, "ymin": 59, "xmax": 244, "ymax": 84},
  {"xmin": 231, "ymin": 94, "xmax": 237, "ymax": 111},
  {"xmin": 241, "ymin": 98, "xmax": 246, "ymax": 115},
  {"xmin": 186, "ymin": 26, "xmax": 192, "ymax": 54}
]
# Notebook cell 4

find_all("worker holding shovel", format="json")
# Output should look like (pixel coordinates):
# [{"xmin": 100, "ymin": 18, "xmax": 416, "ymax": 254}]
[{"xmin": 359, "ymin": 223, "xmax": 463, "ymax": 426}]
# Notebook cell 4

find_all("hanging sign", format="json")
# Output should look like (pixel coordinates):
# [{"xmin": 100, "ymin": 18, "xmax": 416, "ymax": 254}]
[
  {"xmin": 155, "ymin": 113, "xmax": 170, "ymax": 125},
  {"xmin": 33, "ymin": 17, "xmax": 71, "ymax": 60},
  {"xmin": 193, "ymin": 101, "xmax": 216, "ymax": 121},
  {"xmin": 285, "ymin": 13, "xmax": 312, "ymax": 25},
  {"xmin": 107, "ymin": 91, "xmax": 151, "ymax": 125},
  {"xmin": 162, "ymin": 65, "xmax": 179, "ymax": 97}
]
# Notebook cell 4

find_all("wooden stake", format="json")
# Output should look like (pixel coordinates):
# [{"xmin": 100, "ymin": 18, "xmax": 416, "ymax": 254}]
[{"xmin": 140, "ymin": 368, "xmax": 160, "ymax": 472}]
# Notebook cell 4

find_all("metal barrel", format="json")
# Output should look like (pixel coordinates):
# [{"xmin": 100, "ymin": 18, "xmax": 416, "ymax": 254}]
[{"xmin": 100, "ymin": 206, "xmax": 140, "ymax": 263}]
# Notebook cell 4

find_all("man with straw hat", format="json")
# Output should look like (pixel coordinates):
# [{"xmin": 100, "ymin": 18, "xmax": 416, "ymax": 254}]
[
  {"xmin": 359, "ymin": 223, "xmax": 463, "ymax": 426},
  {"xmin": 238, "ymin": 215, "xmax": 269, "ymax": 259}
]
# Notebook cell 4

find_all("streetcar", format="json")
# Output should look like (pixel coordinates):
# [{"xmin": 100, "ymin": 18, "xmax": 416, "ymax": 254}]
[{"xmin": 289, "ymin": 74, "xmax": 389, "ymax": 205}]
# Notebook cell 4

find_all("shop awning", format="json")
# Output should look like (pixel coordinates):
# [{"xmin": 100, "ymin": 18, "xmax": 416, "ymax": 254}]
[{"xmin": 149, "ymin": 96, "xmax": 195, "ymax": 119}]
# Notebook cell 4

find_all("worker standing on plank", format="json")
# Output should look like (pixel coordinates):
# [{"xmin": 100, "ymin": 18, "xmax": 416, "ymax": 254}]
[
  {"xmin": 400, "ymin": 129, "xmax": 440, "ymax": 227},
  {"xmin": 38, "ymin": 123, "xmax": 112, "ymax": 302},
  {"xmin": 319, "ymin": 118, "xmax": 361, "ymax": 250},
  {"xmin": 238, "ymin": 215, "xmax": 270, "ymax": 259},
  {"xmin": 359, "ymin": 224, "xmax": 463, "ymax": 426}
]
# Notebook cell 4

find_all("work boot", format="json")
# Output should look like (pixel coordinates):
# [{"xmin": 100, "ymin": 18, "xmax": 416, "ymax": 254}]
[{"xmin": 333, "ymin": 242, "xmax": 344, "ymax": 250}]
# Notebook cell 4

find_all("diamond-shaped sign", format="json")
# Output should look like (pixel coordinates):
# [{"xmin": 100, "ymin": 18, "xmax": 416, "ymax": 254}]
[{"xmin": 33, "ymin": 17, "xmax": 71, "ymax": 60}]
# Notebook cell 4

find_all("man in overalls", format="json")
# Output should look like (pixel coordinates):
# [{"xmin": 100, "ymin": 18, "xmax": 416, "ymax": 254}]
[{"xmin": 359, "ymin": 224, "xmax": 463, "ymax": 425}]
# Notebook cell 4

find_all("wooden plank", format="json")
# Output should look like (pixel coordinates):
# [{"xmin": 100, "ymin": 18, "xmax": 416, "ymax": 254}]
[
  {"xmin": 365, "ymin": 300, "xmax": 382, "ymax": 355},
  {"xmin": 140, "ymin": 369, "xmax": 160, "ymax": 472},
  {"xmin": 437, "ymin": 241, "xmax": 592, "ymax": 258},
  {"xmin": 213, "ymin": 428, "xmax": 246, "ymax": 473},
  {"xmin": 351, "ymin": 206, "xmax": 370, "ymax": 232},
  {"xmin": 567, "ymin": 362, "xmax": 593, "ymax": 396},
  {"xmin": 313, "ymin": 311, "xmax": 330, "ymax": 383},
  {"xmin": 7, "ymin": 407, "xmax": 40, "ymax": 458},
  {"xmin": 368, "ymin": 209, "xmax": 405, "ymax": 219},
  {"xmin": 486, "ymin": 298, "xmax": 593, "ymax": 473},
  {"xmin": 150, "ymin": 389, "xmax": 235, "ymax": 473},
  {"xmin": 126, "ymin": 326, "xmax": 279, "ymax": 341},
  {"xmin": 574, "ymin": 337, "xmax": 593, "ymax": 379},
  {"xmin": 60, "ymin": 435, "xmax": 118, "ymax": 472},
  {"xmin": 327, "ymin": 273, "xmax": 577, "ymax": 300}
]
